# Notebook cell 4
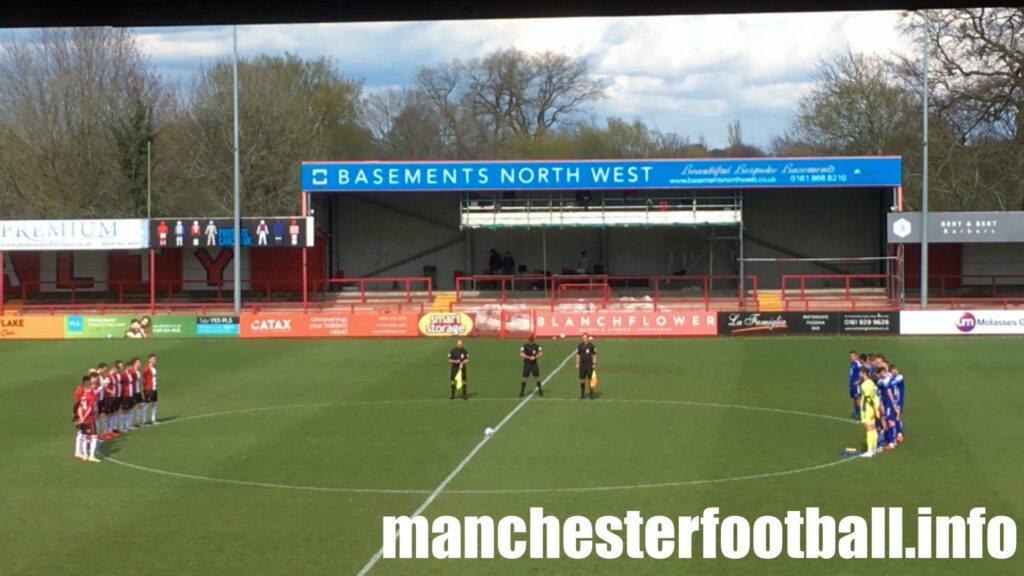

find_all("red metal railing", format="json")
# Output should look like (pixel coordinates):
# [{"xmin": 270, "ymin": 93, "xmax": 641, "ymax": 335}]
[
  {"xmin": 455, "ymin": 274, "xmax": 757, "ymax": 308},
  {"xmin": 14, "ymin": 271, "xmax": 1024, "ymax": 316},
  {"xmin": 781, "ymin": 274, "xmax": 890, "ymax": 301},
  {"xmin": 904, "ymin": 274, "xmax": 1024, "ymax": 298},
  {"xmin": 311, "ymin": 277, "xmax": 433, "ymax": 304}
]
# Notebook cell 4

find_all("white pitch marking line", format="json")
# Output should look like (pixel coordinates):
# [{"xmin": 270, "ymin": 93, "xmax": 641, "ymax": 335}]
[
  {"xmin": 104, "ymin": 397, "xmax": 860, "ymax": 496},
  {"xmin": 447, "ymin": 457, "xmax": 858, "ymax": 495},
  {"xmin": 353, "ymin": 351, "xmax": 576, "ymax": 576},
  {"xmin": 106, "ymin": 457, "xmax": 434, "ymax": 495}
]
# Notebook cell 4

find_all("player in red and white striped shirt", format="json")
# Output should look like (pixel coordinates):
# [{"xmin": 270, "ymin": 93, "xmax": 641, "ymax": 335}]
[
  {"xmin": 127, "ymin": 357, "xmax": 143, "ymax": 428},
  {"xmin": 115, "ymin": 360, "xmax": 134, "ymax": 433},
  {"xmin": 75, "ymin": 374, "xmax": 100, "ymax": 462},
  {"xmin": 142, "ymin": 354, "xmax": 159, "ymax": 426}
]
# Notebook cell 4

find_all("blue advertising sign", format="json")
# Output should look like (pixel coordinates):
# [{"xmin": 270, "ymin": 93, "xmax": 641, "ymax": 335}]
[
  {"xmin": 196, "ymin": 315, "xmax": 240, "ymax": 336},
  {"xmin": 302, "ymin": 157, "xmax": 901, "ymax": 192}
]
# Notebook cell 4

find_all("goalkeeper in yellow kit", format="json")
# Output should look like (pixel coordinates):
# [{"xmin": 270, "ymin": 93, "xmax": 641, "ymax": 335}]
[{"xmin": 857, "ymin": 367, "xmax": 882, "ymax": 458}]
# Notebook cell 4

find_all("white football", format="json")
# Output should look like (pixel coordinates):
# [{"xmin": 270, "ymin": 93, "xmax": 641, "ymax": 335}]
[
  {"xmin": 484, "ymin": 427, "xmax": 495, "ymax": 437},
  {"xmin": 559, "ymin": 333, "xmax": 566, "ymax": 339}
]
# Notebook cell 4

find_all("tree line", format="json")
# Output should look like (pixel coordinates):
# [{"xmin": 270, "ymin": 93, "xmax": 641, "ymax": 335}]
[{"xmin": 0, "ymin": 8, "xmax": 1020, "ymax": 217}]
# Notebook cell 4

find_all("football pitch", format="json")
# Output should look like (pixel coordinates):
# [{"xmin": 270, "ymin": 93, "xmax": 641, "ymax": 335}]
[{"xmin": 1, "ymin": 336, "xmax": 1021, "ymax": 575}]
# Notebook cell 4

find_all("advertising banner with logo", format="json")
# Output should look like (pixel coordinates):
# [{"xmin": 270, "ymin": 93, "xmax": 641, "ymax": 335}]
[
  {"xmin": 718, "ymin": 312, "xmax": 837, "ymax": 335},
  {"xmin": 239, "ymin": 312, "xmax": 419, "ymax": 338},
  {"xmin": 0, "ymin": 316, "xmax": 65, "ymax": 339},
  {"xmin": 65, "ymin": 315, "xmax": 133, "ymax": 339},
  {"xmin": 887, "ymin": 211, "xmax": 1024, "ymax": 244},
  {"xmin": 150, "ymin": 217, "xmax": 314, "ymax": 248},
  {"xmin": 418, "ymin": 313, "xmax": 476, "ymax": 337},
  {"xmin": 533, "ymin": 310, "xmax": 717, "ymax": 337},
  {"xmin": 900, "ymin": 310, "xmax": 1024, "ymax": 335},
  {"xmin": 197, "ymin": 316, "xmax": 240, "ymax": 336},
  {"xmin": 0, "ymin": 219, "xmax": 149, "ymax": 251},
  {"xmin": 304, "ymin": 157, "xmax": 902, "ymax": 193},
  {"xmin": 149, "ymin": 316, "xmax": 198, "ymax": 338},
  {"xmin": 839, "ymin": 312, "xmax": 899, "ymax": 334},
  {"xmin": 64, "ymin": 314, "xmax": 199, "ymax": 339}
]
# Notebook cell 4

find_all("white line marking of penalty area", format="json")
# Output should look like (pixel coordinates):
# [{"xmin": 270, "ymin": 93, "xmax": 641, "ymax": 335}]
[{"xmin": 354, "ymin": 351, "xmax": 576, "ymax": 576}]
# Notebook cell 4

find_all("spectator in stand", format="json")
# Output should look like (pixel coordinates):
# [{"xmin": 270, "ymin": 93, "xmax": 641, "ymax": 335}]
[
  {"xmin": 488, "ymin": 249, "xmax": 502, "ymax": 274},
  {"xmin": 502, "ymin": 251, "xmax": 516, "ymax": 275},
  {"xmin": 577, "ymin": 251, "xmax": 591, "ymax": 275},
  {"xmin": 575, "ymin": 189, "xmax": 592, "ymax": 210}
]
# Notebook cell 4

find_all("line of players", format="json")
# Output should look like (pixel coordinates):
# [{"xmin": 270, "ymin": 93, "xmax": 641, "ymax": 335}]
[
  {"xmin": 446, "ymin": 334, "xmax": 598, "ymax": 400},
  {"xmin": 848, "ymin": 351, "xmax": 905, "ymax": 459},
  {"xmin": 73, "ymin": 354, "xmax": 160, "ymax": 463}
]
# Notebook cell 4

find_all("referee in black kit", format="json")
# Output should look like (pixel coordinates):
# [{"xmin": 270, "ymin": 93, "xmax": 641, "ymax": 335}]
[
  {"xmin": 519, "ymin": 335, "xmax": 544, "ymax": 397},
  {"xmin": 577, "ymin": 333, "xmax": 597, "ymax": 399},
  {"xmin": 448, "ymin": 340, "xmax": 469, "ymax": 400}
]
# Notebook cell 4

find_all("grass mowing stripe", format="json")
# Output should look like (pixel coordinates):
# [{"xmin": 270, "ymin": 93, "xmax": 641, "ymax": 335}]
[{"xmin": 354, "ymin": 351, "xmax": 576, "ymax": 576}]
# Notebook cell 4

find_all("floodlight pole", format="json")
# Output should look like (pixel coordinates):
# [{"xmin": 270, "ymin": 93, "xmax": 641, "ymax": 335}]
[
  {"xmin": 147, "ymin": 139, "xmax": 154, "ymax": 313},
  {"xmin": 232, "ymin": 25, "xmax": 242, "ymax": 313},
  {"xmin": 919, "ymin": 13, "xmax": 930, "ymax": 309},
  {"xmin": 147, "ymin": 140, "xmax": 152, "ymax": 220}
]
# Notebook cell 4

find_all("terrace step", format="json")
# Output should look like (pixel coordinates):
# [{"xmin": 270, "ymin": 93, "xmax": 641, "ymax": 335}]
[
  {"xmin": 430, "ymin": 292, "xmax": 458, "ymax": 313},
  {"xmin": 757, "ymin": 290, "xmax": 784, "ymax": 312}
]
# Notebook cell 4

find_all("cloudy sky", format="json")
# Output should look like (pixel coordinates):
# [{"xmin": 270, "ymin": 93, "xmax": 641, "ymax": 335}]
[{"xmin": 11, "ymin": 11, "xmax": 917, "ymax": 148}]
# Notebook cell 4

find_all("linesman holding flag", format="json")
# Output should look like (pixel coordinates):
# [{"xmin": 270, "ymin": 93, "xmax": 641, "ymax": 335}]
[
  {"xmin": 577, "ymin": 333, "xmax": 597, "ymax": 400},
  {"xmin": 448, "ymin": 340, "xmax": 469, "ymax": 400}
]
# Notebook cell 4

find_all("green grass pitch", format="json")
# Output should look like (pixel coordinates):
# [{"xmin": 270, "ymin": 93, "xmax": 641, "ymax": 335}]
[{"xmin": 0, "ymin": 337, "xmax": 1021, "ymax": 575}]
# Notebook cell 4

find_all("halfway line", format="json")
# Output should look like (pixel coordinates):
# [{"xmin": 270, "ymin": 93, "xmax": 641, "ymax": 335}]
[{"xmin": 353, "ymin": 350, "xmax": 576, "ymax": 576}]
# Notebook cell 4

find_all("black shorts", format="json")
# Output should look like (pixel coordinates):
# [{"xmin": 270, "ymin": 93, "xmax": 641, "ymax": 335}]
[
  {"xmin": 578, "ymin": 365, "xmax": 594, "ymax": 380},
  {"xmin": 522, "ymin": 363, "xmax": 540, "ymax": 378},
  {"xmin": 450, "ymin": 365, "xmax": 467, "ymax": 382},
  {"xmin": 121, "ymin": 397, "xmax": 132, "ymax": 411},
  {"xmin": 145, "ymin": 390, "xmax": 158, "ymax": 403},
  {"xmin": 134, "ymin": 393, "xmax": 144, "ymax": 405},
  {"xmin": 78, "ymin": 423, "xmax": 95, "ymax": 436}
]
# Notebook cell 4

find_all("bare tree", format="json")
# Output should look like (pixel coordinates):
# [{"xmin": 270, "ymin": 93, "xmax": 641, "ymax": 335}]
[
  {"xmin": 897, "ymin": 8, "xmax": 1024, "ymax": 209},
  {"xmin": 780, "ymin": 50, "xmax": 918, "ymax": 156},
  {"xmin": 364, "ymin": 87, "xmax": 445, "ymax": 160},
  {"xmin": 415, "ymin": 48, "xmax": 605, "ymax": 158},
  {"xmin": 0, "ymin": 28, "xmax": 168, "ymax": 218},
  {"xmin": 182, "ymin": 53, "xmax": 371, "ymax": 215}
]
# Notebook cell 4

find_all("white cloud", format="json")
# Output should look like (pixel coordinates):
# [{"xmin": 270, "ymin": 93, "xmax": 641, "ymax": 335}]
[{"xmin": 118, "ymin": 10, "xmax": 916, "ymax": 147}]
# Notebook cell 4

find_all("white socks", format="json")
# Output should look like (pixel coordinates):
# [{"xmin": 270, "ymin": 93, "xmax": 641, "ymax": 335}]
[
  {"xmin": 75, "ymin": 432, "xmax": 83, "ymax": 457},
  {"xmin": 88, "ymin": 436, "xmax": 97, "ymax": 458}
]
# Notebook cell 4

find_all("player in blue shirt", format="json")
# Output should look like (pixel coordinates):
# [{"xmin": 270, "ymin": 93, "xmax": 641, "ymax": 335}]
[
  {"xmin": 864, "ymin": 353, "xmax": 877, "ymax": 376},
  {"xmin": 890, "ymin": 364, "xmax": 905, "ymax": 444},
  {"xmin": 875, "ymin": 366, "xmax": 898, "ymax": 451},
  {"xmin": 847, "ymin": 351, "xmax": 862, "ymax": 420}
]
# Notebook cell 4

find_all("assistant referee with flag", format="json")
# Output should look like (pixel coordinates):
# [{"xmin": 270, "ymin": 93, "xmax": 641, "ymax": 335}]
[
  {"xmin": 448, "ymin": 340, "xmax": 469, "ymax": 400},
  {"xmin": 576, "ymin": 333, "xmax": 597, "ymax": 399}
]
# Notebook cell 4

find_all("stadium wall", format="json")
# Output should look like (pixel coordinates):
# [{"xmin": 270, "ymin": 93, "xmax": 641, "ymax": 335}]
[
  {"xmin": 961, "ymin": 244, "xmax": 1024, "ymax": 285},
  {"xmin": 3, "ymin": 245, "xmax": 325, "ymax": 295},
  {"xmin": 743, "ymin": 188, "xmax": 888, "ymax": 288}
]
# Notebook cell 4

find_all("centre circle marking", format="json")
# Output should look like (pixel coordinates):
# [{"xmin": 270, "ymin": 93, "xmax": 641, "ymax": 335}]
[{"xmin": 102, "ymin": 398, "xmax": 861, "ymax": 495}]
